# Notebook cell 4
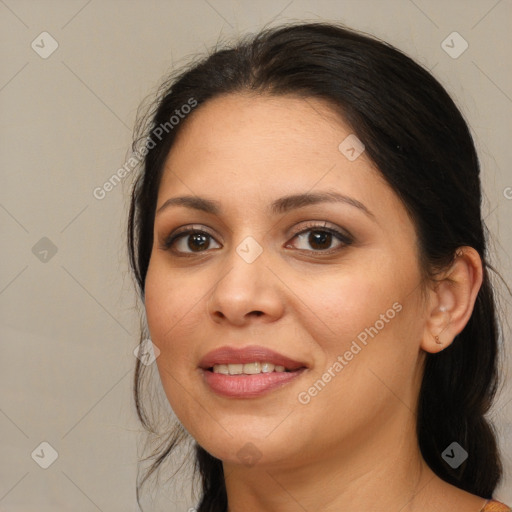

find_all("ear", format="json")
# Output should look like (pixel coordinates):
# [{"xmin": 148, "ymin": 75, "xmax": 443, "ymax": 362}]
[{"xmin": 421, "ymin": 247, "xmax": 483, "ymax": 353}]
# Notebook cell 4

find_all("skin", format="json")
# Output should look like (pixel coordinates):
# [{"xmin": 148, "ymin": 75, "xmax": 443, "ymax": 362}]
[{"xmin": 144, "ymin": 93, "xmax": 485, "ymax": 512}]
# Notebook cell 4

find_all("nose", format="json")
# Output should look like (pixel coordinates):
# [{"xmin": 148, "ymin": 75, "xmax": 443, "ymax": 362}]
[{"xmin": 206, "ymin": 239, "xmax": 285, "ymax": 327}]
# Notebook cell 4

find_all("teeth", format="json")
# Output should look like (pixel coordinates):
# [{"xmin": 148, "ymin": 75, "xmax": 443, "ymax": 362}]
[
  {"xmin": 212, "ymin": 362, "xmax": 290, "ymax": 375},
  {"xmin": 261, "ymin": 362, "xmax": 275, "ymax": 373},
  {"xmin": 228, "ymin": 363, "xmax": 243, "ymax": 375},
  {"xmin": 244, "ymin": 362, "xmax": 261, "ymax": 374},
  {"xmin": 214, "ymin": 364, "xmax": 229, "ymax": 375}
]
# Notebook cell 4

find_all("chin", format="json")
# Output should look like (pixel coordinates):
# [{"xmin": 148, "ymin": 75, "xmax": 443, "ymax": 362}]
[{"xmin": 195, "ymin": 430, "xmax": 306, "ymax": 470}]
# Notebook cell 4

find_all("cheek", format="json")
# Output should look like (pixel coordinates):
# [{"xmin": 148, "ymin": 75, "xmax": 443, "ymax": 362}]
[
  {"xmin": 144, "ymin": 260, "xmax": 214, "ymax": 366},
  {"xmin": 143, "ymin": 265, "xmax": 203, "ymax": 412},
  {"xmin": 292, "ymin": 253, "xmax": 423, "ymax": 400},
  {"xmin": 143, "ymin": 265, "xmax": 204, "ymax": 426},
  {"xmin": 295, "ymin": 258, "xmax": 406, "ymax": 346},
  {"xmin": 144, "ymin": 275, "xmax": 173, "ymax": 350},
  {"xmin": 144, "ymin": 262, "xmax": 203, "ymax": 348}
]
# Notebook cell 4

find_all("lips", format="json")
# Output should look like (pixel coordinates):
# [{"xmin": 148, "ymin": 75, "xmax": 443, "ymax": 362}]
[{"xmin": 198, "ymin": 345, "xmax": 308, "ymax": 371}]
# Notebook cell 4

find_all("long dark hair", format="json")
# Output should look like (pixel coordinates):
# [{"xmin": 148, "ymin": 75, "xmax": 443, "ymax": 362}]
[{"xmin": 127, "ymin": 21, "xmax": 507, "ymax": 511}]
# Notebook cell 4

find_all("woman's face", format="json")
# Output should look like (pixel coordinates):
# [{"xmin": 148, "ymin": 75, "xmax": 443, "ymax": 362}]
[{"xmin": 144, "ymin": 93, "xmax": 429, "ymax": 469}]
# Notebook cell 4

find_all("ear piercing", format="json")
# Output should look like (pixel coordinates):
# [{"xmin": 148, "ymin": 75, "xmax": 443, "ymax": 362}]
[{"xmin": 433, "ymin": 307, "xmax": 448, "ymax": 346}]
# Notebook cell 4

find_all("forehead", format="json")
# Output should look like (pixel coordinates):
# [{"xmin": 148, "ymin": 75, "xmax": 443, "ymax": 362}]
[
  {"xmin": 161, "ymin": 94, "xmax": 377, "ymax": 183},
  {"xmin": 169, "ymin": 93, "xmax": 353, "ymax": 159},
  {"xmin": 157, "ymin": 93, "xmax": 401, "ymax": 223}
]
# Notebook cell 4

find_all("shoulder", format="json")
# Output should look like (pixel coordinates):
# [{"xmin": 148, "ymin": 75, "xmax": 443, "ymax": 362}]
[{"xmin": 480, "ymin": 499, "xmax": 512, "ymax": 512}]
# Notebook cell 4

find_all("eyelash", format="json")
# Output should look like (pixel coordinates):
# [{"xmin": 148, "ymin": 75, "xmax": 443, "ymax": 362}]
[{"xmin": 161, "ymin": 221, "xmax": 353, "ymax": 256}]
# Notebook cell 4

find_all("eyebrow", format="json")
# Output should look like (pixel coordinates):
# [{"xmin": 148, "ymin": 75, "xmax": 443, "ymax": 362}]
[{"xmin": 156, "ymin": 191, "xmax": 375, "ymax": 219}]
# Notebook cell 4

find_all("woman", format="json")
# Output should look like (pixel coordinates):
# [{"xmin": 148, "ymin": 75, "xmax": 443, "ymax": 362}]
[{"xmin": 127, "ymin": 21, "xmax": 511, "ymax": 511}]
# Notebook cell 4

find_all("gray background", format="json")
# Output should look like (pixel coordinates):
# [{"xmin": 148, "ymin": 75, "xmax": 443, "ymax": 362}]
[{"xmin": 1, "ymin": 0, "xmax": 511, "ymax": 510}]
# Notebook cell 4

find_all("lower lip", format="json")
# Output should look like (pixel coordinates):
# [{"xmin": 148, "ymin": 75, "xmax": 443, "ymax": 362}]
[{"xmin": 201, "ymin": 368, "xmax": 307, "ymax": 398}]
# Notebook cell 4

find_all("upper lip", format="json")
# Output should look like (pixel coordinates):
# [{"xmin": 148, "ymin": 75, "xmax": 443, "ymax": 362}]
[{"xmin": 199, "ymin": 345, "xmax": 308, "ymax": 371}]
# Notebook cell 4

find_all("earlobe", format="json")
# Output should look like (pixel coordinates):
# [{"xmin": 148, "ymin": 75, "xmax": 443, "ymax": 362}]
[
  {"xmin": 425, "ymin": 303, "xmax": 452, "ymax": 352},
  {"xmin": 421, "ymin": 247, "xmax": 483, "ymax": 353}
]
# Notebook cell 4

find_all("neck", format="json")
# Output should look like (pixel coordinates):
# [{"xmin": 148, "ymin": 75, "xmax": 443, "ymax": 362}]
[{"xmin": 222, "ymin": 409, "xmax": 441, "ymax": 512}]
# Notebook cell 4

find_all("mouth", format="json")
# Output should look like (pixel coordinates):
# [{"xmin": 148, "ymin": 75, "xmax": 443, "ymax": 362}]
[
  {"xmin": 198, "ymin": 345, "xmax": 308, "ymax": 398},
  {"xmin": 207, "ymin": 362, "xmax": 300, "ymax": 374},
  {"xmin": 199, "ymin": 345, "xmax": 308, "ymax": 372}
]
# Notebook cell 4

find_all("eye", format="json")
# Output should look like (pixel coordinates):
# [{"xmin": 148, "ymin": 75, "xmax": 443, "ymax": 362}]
[
  {"xmin": 161, "ymin": 227, "xmax": 221, "ymax": 254},
  {"xmin": 161, "ymin": 222, "xmax": 353, "ymax": 256},
  {"xmin": 285, "ymin": 222, "xmax": 353, "ymax": 254}
]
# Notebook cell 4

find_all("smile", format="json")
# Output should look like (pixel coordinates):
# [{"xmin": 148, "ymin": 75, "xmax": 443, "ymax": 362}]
[
  {"xmin": 199, "ymin": 345, "xmax": 309, "ymax": 398},
  {"xmin": 212, "ymin": 362, "xmax": 291, "ymax": 374}
]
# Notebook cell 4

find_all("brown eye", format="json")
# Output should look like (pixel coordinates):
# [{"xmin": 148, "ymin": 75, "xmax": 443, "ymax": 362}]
[
  {"xmin": 163, "ymin": 229, "xmax": 221, "ymax": 254},
  {"xmin": 161, "ymin": 223, "xmax": 353, "ymax": 256},
  {"xmin": 305, "ymin": 230, "xmax": 333, "ymax": 250},
  {"xmin": 183, "ymin": 232, "xmax": 212, "ymax": 252},
  {"xmin": 287, "ymin": 224, "xmax": 353, "ymax": 254}
]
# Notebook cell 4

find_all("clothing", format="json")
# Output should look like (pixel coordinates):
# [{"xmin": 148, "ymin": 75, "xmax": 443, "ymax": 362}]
[{"xmin": 480, "ymin": 499, "xmax": 512, "ymax": 511}]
